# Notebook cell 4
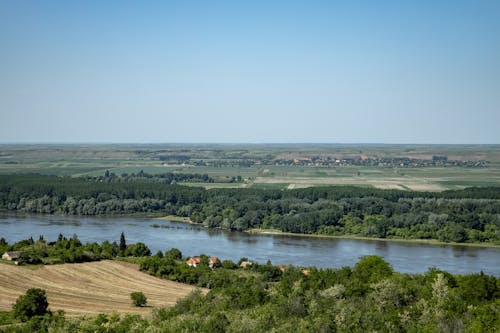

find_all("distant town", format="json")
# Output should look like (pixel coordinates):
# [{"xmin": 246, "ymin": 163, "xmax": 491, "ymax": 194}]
[{"xmin": 159, "ymin": 155, "xmax": 488, "ymax": 168}]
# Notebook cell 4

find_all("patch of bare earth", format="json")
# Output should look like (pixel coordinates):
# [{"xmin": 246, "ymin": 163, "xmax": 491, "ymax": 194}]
[
  {"xmin": 404, "ymin": 183, "xmax": 447, "ymax": 191},
  {"xmin": 0, "ymin": 260, "xmax": 202, "ymax": 316}
]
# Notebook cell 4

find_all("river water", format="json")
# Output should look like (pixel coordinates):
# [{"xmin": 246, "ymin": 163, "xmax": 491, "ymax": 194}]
[{"xmin": 1, "ymin": 214, "xmax": 499, "ymax": 276}]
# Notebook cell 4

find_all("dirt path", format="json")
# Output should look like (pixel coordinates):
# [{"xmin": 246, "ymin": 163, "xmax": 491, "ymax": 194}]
[{"xmin": 0, "ymin": 260, "xmax": 202, "ymax": 316}]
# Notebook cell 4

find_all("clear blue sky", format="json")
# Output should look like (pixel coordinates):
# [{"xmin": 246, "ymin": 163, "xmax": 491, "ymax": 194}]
[{"xmin": 1, "ymin": 1, "xmax": 499, "ymax": 144}]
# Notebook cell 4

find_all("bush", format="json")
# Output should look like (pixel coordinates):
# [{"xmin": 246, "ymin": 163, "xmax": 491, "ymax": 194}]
[
  {"xmin": 125, "ymin": 243, "xmax": 151, "ymax": 257},
  {"xmin": 13, "ymin": 288, "xmax": 49, "ymax": 321},
  {"xmin": 221, "ymin": 260, "xmax": 237, "ymax": 269},
  {"xmin": 130, "ymin": 292, "xmax": 147, "ymax": 307},
  {"xmin": 18, "ymin": 251, "xmax": 43, "ymax": 265},
  {"xmin": 165, "ymin": 248, "xmax": 182, "ymax": 260}
]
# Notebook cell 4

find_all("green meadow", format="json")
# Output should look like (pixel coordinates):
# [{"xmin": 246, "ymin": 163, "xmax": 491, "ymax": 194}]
[{"xmin": 1, "ymin": 144, "xmax": 499, "ymax": 191}]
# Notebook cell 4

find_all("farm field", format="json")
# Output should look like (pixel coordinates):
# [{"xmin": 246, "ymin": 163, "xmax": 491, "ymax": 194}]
[
  {"xmin": 0, "ymin": 260, "xmax": 201, "ymax": 316},
  {"xmin": 1, "ymin": 144, "xmax": 500, "ymax": 191}
]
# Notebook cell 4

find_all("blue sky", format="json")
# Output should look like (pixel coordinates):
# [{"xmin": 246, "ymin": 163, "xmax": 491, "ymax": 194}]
[{"xmin": 1, "ymin": 1, "xmax": 499, "ymax": 143}]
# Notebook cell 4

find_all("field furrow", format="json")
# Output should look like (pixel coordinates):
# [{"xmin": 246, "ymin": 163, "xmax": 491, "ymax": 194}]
[{"xmin": 0, "ymin": 260, "xmax": 202, "ymax": 316}]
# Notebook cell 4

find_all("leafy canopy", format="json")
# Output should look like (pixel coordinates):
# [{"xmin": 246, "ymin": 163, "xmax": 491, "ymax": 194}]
[
  {"xmin": 130, "ymin": 292, "xmax": 147, "ymax": 307},
  {"xmin": 13, "ymin": 288, "xmax": 49, "ymax": 321}
]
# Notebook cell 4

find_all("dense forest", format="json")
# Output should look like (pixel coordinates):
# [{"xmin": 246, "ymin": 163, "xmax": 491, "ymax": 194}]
[
  {"xmin": 1, "ymin": 236, "xmax": 499, "ymax": 332},
  {"xmin": 1, "ymin": 174, "xmax": 500, "ymax": 244}
]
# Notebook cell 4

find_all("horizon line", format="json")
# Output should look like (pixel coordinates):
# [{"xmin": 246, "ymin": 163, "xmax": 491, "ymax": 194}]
[{"xmin": 1, "ymin": 142, "xmax": 500, "ymax": 146}]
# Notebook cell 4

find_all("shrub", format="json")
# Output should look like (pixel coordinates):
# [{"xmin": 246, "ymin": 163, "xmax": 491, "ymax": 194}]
[
  {"xmin": 13, "ymin": 288, "xmax": 49, "ymax": 321},
  {"xmin": 130, "ymin": 292, "xmax": 147, "ymax": 307}
]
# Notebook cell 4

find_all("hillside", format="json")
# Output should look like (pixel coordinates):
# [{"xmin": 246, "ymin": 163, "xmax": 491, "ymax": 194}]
[{"xmin": 0, "ymin": 260, "xmax": 201, "ymax": 316}]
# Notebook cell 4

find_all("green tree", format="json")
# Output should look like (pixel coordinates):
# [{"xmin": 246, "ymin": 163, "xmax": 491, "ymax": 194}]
[
  {"xmin": 165, "ymin": 248, "xmax": 182, "ymax": 260},
  {"xmin": 18, "ymin": 250, "xmax": 43, "ymax": 265},
  {"xmin": 13, "ymin": 288, "xmax": 49, "ymax": 321},
  {"xmin": 352, "ymin": 255, "xmax": 393, "ymax": 284},
  {"xmin": 130, "ymin": 292, "xmax": 147, "ymax": 307},
  {"xmin": 119, "ymin": 232, "xmax": 127, "ymax": 253},
  {"xmin": 126, "ymin": 242, "xmax": 151, "ymax": 257}
]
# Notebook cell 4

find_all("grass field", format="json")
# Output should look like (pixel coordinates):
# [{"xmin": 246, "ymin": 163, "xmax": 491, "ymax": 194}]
[
  {"xmin": 0, "ymin": 260, "xmax": 202, "ymax": 316},
  {"xmin": 1, "ymin": 144, "xmax": 500, "ymax": 191}
]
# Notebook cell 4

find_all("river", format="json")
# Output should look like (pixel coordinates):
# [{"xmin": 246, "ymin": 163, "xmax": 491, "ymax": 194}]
[{"xmin": 1, "ymin": 214, "xmax": 499, "ymax": 276}]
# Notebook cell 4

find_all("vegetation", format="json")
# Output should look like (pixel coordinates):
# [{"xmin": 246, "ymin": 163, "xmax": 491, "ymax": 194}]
[
  {"xmin": 2, "ymin": 146, "xmax": 499, "ymax": 331},
  {"xmin": 12, "ymin": 288, "xmax": 49, "ymax": 322},
  {"xmin": 0, "ymin": 234, "xmax": 151, "ymax": 265},
  {"xmin": 0, "ymin": 311, "xmax": 16, "ymax": 326},
  {"xmin": 0, "ymin": 260, "xmax": 199, "ymax": 318},
  {"xmin": 130, "ymin": 292, "xmax": 147, "ymax": 307},
  {"xmin": 1, "ymin": 144, "xmax": 500, "ymax": 190},
  {"xmin": 1, "ymin": 233, "xmax": 499, "ymax": 332},
  {"xmin": 1, "ymin": 174, "xmax": 500, "ymax": 245},
  {"xmin": 1, "ymin": 253, "xmax": 499, "ymax": 333}
]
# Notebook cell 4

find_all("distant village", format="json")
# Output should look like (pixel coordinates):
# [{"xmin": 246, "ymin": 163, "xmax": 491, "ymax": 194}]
[{"xmin": 159, "ymin": 155, "xmax": 488, "ymax": 168}]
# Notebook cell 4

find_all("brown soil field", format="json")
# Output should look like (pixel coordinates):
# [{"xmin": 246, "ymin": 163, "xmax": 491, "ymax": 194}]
[
  {"xmin": 0, "ymin": 260, "xmax": 203, "ymax": 316},
  {"xmin": 254, "ymin": 176, "xmax": 447, "ymax": 191}
]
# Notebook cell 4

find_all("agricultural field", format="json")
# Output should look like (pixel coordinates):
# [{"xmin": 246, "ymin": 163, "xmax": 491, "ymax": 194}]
[
  {"xmin": 0, "ymin": 260, "xmax": 201, "ymax": 316},
  {"xmin": 1, "ymin": 144, "xmax": 500, "ymax": 191}
]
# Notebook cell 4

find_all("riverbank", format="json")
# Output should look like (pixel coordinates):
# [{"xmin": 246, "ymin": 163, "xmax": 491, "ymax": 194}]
[
  {"xmin": 2, "ymin": 213, "xmax": 500, "ymax": 275},
  {"xmin": 3, "ymin": 211, "xmax": 499, "ymax": 249},
  {"xmin": 155, "ymin": 215, "xmax": 500, "ymax": 249},
  {"xmin": 155, "ymin": 215, "xmax": 200, "ymax": 225},
  {"xmin": 246, "ymin": 228, "xmax": 500, "ymax": 248}
]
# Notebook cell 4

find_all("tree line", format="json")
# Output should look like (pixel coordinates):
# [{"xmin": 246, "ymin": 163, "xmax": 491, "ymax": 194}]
[
  {"xmin": 0, "ymin": 233, "xmax": 150, "ymax": 265},
  {"xmin": 1, "ymin": 238, "xmax": 499, "ymax": 332},
  {"xmin": 1, "ymin": 174, "xmax": 500, "ymax": 244},
  {"xmin": 91, "ymin": 170, "xmax": 216, "ymax": 184}
]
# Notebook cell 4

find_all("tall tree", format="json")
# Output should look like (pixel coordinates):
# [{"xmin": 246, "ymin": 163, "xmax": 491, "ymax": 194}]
[{"xmin": 119, "ymin": 232, "xmax": 127, "ymax": 253}]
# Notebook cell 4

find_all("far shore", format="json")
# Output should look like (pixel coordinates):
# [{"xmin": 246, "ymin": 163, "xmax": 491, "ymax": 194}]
[
  {"xmin": 2, "ymin": 211, "xmax": 498, "ymax": 249},
  {"xmin": 247, "ymin": 228, "xmax": 500, "ymax": 248},
  {"xmin": 155, "ymin": 215, "xmax": 200, "ymax": 225},
  {"xmin": 157, "ymin": 215, "xmax": 500, "ymax": 249}
]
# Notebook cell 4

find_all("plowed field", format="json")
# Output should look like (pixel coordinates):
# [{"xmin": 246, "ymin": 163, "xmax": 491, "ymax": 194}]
[{"xmin": 0, "ymin": 260, "xmax": 201, "ymax": 316}]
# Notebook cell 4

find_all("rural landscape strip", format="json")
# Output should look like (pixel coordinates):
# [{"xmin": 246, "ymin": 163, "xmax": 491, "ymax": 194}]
[
  {"xmin": 0, "ymin": 235, "xmax": 499, "ymax": 332},
  {"xmin": 1, "ymin": 173, "xmax": 499, "ymax": 246}
]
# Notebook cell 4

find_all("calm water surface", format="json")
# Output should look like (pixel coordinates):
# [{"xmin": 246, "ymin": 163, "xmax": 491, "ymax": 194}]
[{"xmin": 1, "ymin": 214, "xmax": 499, "ymax": 276}]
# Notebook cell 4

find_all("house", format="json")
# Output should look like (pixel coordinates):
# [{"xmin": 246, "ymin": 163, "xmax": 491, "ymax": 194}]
[
  {"xmin": 239, "ymin": 260, "xmax": 253, "ymax": 268},
  {"xmin": 277, "ymin": 264, "xmax": 286, "ymax": 272},
  {"xmin": 301, "ymin": 269, "xmax": 311, "ymax": 276},
  {"xmin": 186, "ymin": 256, "xmax": 201, "ymax": 267},
  {"xmin": 2, "ymin": 251, "xmax": 22, "ymax": 261},
  {"xmin": 208, "ymin": 257, "xmax": 220, "ymax": 268}
]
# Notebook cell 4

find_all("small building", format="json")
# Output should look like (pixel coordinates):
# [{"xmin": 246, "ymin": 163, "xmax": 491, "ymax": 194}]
[
  {"xmin": 277, "ymin": 264, "xmax": 286, "ymax": 272},
  {"xmin": 209, "ymin": 257, "xmax": 220, "ymax": 269},
  {"xmin": 240, "ymin": 260, "xmax": 253, "ymax": 268},
  {"xmin": 2, "ymin": 251, "xmax": 22, "ymax": 261},
  {"xmin": 301, "ymin": 269, "xmax": 311, "ymax": 276},
  {"xmin": 186, "ymin": 256, "xmax": 201, "ymax": 267}
]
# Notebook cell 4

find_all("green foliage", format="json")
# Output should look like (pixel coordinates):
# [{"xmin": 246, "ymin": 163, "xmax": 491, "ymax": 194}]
[
  {"xmin": 0, "ymin": 310, "xmax": 16, "ymax": 325},
  {"xmin": 456, "ymin": 272, "xmax": 499, "ymax": 304},
  {"xmin": 2, "ymin": 254, "xmax": 499, "ymax": 333},
  {"xmin": 130, "ymin": 292, "xmax": 147, "ymax": 307},
  {"xmin": 124, "ymin": 242, "xmax": 151, "ymax": 257},
  {"xmin": 165, "ymin": 248, "xmax": 182, "ymax": 260},
  {"xmin": 1, "ymin": 174, "xmax": 500, "ymax": 244},
  {"xmin": 17, "ymin": 250, "xmax": 43, "ymax": 265},
  {"xmin": 12, "ymin": 288, "xmax": 49, "ymax": 322},
  {"xmin": 221, "ymin": 259, "xmax": 237, "ymax": 269},
  {"xmin": 352, "ymin": 255, "xmax": 393, "ymax": 284},
  {"xmin": 119, "ymin": 232, "xmax": 126, "ymax": 254},
  {"xmin": 3, "ymin": 234, "xmax": 139, "ymax": 266}
]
